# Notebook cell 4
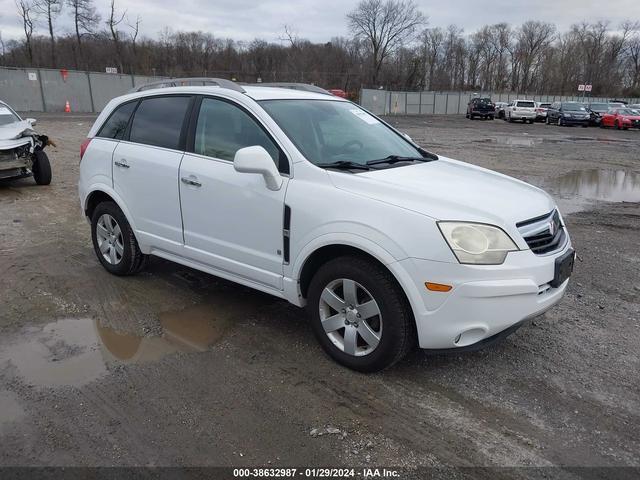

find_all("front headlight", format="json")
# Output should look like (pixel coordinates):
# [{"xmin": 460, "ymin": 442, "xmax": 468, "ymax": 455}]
[{"xmin": 438, "ymin": 222, "xmax": 519, "ymax": 265}]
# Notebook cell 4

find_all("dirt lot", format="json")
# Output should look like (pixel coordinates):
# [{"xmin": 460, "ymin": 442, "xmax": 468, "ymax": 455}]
[{"xmin": 1, "ymin": 113, "xmax": 639, "ymax": 474}]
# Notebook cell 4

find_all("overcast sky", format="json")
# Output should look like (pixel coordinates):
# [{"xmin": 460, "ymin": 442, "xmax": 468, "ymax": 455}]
[{"xmin": 0, "ymin": 0, "xmax": 639, "ymax": 42}]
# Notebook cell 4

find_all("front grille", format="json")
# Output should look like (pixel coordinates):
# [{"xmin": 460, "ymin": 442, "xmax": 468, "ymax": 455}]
[{"xmin": 516, "ymin": 210, "xmax": 566, "ymax": 255}]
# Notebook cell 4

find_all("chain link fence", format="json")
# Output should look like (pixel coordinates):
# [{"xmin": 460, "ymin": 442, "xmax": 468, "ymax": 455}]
[{"xmin": 360, "ymin": 89, "xmax": 640, "ymax": 115}]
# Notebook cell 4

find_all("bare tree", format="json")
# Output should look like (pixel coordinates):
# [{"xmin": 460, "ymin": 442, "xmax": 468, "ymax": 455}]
[
  {"xmin": 34, "ymin": 0, "xmax": 62, "ymax": 67},
  {"xmin": 516, "ymin": 21, "xmax": 556, "ymax": 92},
  {"xmin": 347, "ymin": 0, "xmax": 425, "ymax": 85},
  {"xmin": 106, "ymin": 0, "xmax": 126, "ymax": 73},
  {"xmin": 16, "ymin": 0, "xmax": 36, "ymax": 64},
  {"xmin": 67, "ymin": 0, "xmax": 99, "ymax": 48},
  {"xmin": 127, "ymin": 14, "xmax": 141, "ymax": 55}
]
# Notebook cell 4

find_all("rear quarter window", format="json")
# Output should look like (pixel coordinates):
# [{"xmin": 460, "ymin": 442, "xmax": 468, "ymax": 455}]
[
  {"xmin": 129, "ymin": 96, "xmax": 192, "ymax": 150},
  {"xmin": 97, "ymin": 101, "xmax": 137, "ymax": 140}
]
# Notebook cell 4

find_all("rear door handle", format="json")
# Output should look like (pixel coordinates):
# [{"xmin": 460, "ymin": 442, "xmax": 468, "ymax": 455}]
[
  {"xmin": 181, "ymin": 176, "xmax": 202, "ymax": 187},
  {"xmin": 114, "ymin": 159, "xmax": 129, "ymax": 168}
]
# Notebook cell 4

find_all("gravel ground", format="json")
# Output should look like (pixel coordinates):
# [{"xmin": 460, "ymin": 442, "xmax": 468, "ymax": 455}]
[{"xmin": 0, "ymin": 113, "xmax": 639, "ymax": 473}]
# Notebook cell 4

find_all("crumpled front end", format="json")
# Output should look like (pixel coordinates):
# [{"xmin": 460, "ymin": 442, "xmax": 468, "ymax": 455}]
[{"xmin": 0, "ymin": 120, "xmax": 50, "ymax": 180}]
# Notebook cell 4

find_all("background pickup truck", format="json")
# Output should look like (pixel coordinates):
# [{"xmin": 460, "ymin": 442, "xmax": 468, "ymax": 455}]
[{"xmin": 466, "ymin": 97, "xmax": 495, "ymax": 120}]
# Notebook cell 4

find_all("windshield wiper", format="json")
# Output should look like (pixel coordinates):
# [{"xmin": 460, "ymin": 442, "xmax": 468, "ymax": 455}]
[
  {"xmin": 366, "ymin": 155, "xmax": 431, "ymax": 166},
  {"xmin": 315, "ymin": 161, "xmax": 371, "ymax": 171}
]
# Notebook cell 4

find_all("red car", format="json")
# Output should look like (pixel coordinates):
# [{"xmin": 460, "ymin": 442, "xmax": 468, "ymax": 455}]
[
  {"xmin": 328, "ymin": 89, "xmax": 347, "ymax": 98},
  {"xmin": 600, "ymin": 108, "xmax": 640, "ymax": 130}
]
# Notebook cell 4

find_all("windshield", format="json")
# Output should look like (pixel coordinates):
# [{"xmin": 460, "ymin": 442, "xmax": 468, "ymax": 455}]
[
  {"xmin": 260, "ymin": 100, "xmax": 423, "ymax": 167},
  {"xmin": 562, "ymin": 103, "xmax": 587, "ymax": 112},
  {"xmin": 0, "ymin": 104, "xmax": 20, "ymax": 126},
  {"xmin": 617, "ymin": 109, "xmax": 637, "ymax": 116}
]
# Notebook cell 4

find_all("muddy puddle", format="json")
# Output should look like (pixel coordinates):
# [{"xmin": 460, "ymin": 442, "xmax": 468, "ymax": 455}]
[
  {"xmin": 548, "ymin": 169, "xmax": 640, "ymax": 213},
  {"xmin": 473, "ymin": 135, "xmax": 637, "ymax": 147},
  {"xmin": 0, "ymin": 305, "xmax": 232, "ymax": 388}
]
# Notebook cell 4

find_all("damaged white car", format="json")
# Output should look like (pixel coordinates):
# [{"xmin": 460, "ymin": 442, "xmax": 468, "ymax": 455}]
[{"xmin": 0, "ymin": 100, "xmax": 52, "ymax": 185}]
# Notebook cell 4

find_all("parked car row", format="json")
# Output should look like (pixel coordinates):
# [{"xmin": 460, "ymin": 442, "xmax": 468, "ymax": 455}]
[{"xmin": 473, "ymin": 97, "xmax": 640, "ymax": 130}]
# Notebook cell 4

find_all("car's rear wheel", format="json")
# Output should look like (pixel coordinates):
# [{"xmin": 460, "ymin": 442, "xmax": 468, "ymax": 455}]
[
  {"xmin": 32, "ymin": 150, "xmax": 52, "ymax": 185},
  {"xmin": 91, "ymin": 201, "xmax": 147, "ymax": 276},
  {"xmin": 306, "ymin": 256, "xmax": 416, "ymax": 372},
  {"xmin": 558, "ymin": 117, "xmax": 563, "ymax": 126},
  {"xmin": 489, "ymin": 115, "xmax": 494, "ymax": 120},
  {"xmin": 546, "ymin": 116, "xmax": 551, "ymax": 125}
]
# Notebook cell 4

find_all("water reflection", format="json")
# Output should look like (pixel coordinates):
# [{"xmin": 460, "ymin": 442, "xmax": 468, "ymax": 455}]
[
  {"xmin": 0, "ymin": 305, "xmax": 231, "ymax": 388},
  {"xmin": 547, "ymin": 169, "xmax": 640, "ymax": 213}
]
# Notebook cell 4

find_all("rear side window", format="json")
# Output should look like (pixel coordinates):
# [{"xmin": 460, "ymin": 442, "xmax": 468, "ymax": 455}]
[
  {"xmin": 97, "ymin": 101, "xmax": 136, "ymax": 140},
  {"xmin": 193, "ymin": 97, "xmax": 288, "ymax": 173},
  {"xmin": 129, "ymin": 96, "xmax": 191, "ymax": 150}
]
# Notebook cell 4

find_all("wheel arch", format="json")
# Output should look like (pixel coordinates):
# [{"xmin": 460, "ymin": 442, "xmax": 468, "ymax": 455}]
[{"xmin": 84, "ymin": 186, "xmax": 140, "ymax": 240}]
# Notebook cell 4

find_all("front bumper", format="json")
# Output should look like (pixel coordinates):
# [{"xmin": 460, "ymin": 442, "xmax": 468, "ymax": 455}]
[{"xmin": 397, "ymin": 239, "xmax": 572, "ymax": 350}]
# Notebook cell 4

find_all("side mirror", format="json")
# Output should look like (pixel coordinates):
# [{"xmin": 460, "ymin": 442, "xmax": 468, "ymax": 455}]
[
  {"xmin": 26, "ymin": 118, "xmax": 37, "ymax": 126},
  {"xmin": 234, "ymin": 146, "xmax": 283, "ymax": 191}
]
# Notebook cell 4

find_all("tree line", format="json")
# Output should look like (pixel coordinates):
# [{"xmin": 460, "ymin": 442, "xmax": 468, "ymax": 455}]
[{"xmin": 1, "ymin": 0, "xmax": 640, "ymax": 97}]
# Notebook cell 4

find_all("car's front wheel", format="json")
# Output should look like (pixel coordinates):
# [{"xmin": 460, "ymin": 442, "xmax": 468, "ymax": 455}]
[
  {"xmin": 307, "ymin": 256, "xmax": 416, "ymax": 372},
  {"xmin": 91, "ymin": 201, "xmax": 147, "ymax": 276},
  {"xmin": 32, "ymin": 150, "xmax": 52, "ymax": 185}
]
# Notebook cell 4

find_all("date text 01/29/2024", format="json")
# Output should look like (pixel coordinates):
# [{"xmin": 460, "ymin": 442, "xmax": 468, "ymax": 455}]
[{"xmin": 233, "ymin": 468, "xmax": 401, "ymax": 478}]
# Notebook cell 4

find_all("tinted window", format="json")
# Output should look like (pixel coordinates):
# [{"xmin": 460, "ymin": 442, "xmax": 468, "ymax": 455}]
[
  {"xmin": 194, "ymin": 97, "xmax": 287, "ymax": 172},
  {"xmin": 516, "ymin": 101, "xmax": 535, "ymax": 107},
  {"xmin": 129, "ymin": 96, "xmax": 191, "ymax": 149},
  {"xmin": 97, "ymin": 101, "xmax": 136, "ymax": 139}
]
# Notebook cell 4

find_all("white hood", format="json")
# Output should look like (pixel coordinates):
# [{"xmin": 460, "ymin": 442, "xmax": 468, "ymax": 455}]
[
  {"xmin": 0, "ymin": 120, "xmax": 35, "ymax": 150},
  {"xmin": 328, "ymin": 157, "xmax": 556, "ymax": 227}
]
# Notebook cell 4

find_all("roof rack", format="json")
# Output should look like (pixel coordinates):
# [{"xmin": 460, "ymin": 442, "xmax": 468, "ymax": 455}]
[
  {"xmin": 131, "ymin": 77, "xmax": 245, "ymax": 94},
  {"xmin": 248, "ymin": 82, "xmax": 332, "ymax": 96}
]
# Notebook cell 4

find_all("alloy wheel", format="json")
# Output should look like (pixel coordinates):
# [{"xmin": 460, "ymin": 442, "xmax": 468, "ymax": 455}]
[
  {"xmin": 319, "ymin": 278, "xmax": 382, "ymax": 357},
  {"xmin": 96, "ymin": 214, "xmax": 124, "ymax": 265}
]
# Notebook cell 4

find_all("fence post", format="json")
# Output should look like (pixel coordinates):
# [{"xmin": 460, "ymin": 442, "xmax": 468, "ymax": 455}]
[
  {"xmin": 36, "ymin": 68, "xmax": 47, "ymax": 112},
  {"xmin": 130, "ymin": 73, "xmax": 135, "ymax": 89},
  {"xmin": 418, "ymin": 91, "xmax": 422, "ymax": 115},
  {"xmin": 445, "ymin": 93, "xmax": 449, "ymax": 114},
  {"xmin": 432, "ymin": 92, "xmax": 436, "ymax": 114},
  {"xmin": 404, "ymin": 91, "xmax": 408, "ymax": 114},
  {"xmin": 86, "ymin": 72, "xmax": 96, "ymax": 113},
  {"xmin": 457, "ymin": 92, "xmax": 462, "ymax": 114}
]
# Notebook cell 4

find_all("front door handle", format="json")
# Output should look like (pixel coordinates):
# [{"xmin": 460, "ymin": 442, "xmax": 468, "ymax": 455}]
[
  {"xmin": 114, "ymin": 160, "xmax": 129, "ymax": 168},
  {"xmin": 181, "ymin": 176, "xmax": 202, "ymax": 187}
]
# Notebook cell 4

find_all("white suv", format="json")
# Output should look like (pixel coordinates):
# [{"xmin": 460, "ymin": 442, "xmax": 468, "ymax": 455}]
[
  {"xmin": 78, "ymin": 79, "xmax": 574, "ymax": 372},
  {"xmin": 505, "ymin": 100, "xmax": 538, "ymax": 124}
]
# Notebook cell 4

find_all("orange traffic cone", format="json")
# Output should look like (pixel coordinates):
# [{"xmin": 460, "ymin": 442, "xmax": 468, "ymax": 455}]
[{"xmin": 64, "ymin": 101, "xmax": 71, "ymax": 113}]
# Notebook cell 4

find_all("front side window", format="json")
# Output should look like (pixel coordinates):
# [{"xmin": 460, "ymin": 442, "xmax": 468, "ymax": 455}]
[
  {"xmin": 129, "ymin": 96, "xmax": 191, "ymax": 150},
  {"xmin": 260, "ymin": 100, "xmax": 422, "ymax": 167},
  {"xmin": 98, "ymin": 101, "xmax": 137, "ymax": 140},
  {"xmin": 194, "ymin": 97, "xmax": 285, "ymax": 172}
]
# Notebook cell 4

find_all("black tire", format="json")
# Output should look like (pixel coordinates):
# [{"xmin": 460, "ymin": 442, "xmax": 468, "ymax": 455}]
[
  {"xmin": 489, "ymin": 115, "xmax": 494, "ymax": 120},
  {"xmin": 306, "ymin": 256, "xmax": 416, "ymax": 372},
  {"xmin": 558, "ymin": 117, "xmax": 563, "ymax": 127},
  {"xmin": 528, "ymin": 119, "xmax": 534, "ymax": 124},
  {"xmin": 32, "ymin": 150, "xmax": 52, "ymax": 185},
  {"xmin": 546, "ymin": 116, "xmax": 550, "ymax": 125},
  {"xmin": 616, "ymin": 120, "xmax": 621, "ymax": 130},
  {"xmin": 91, "ymin": 201, "xmax": 147, "ymax": 276}
]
